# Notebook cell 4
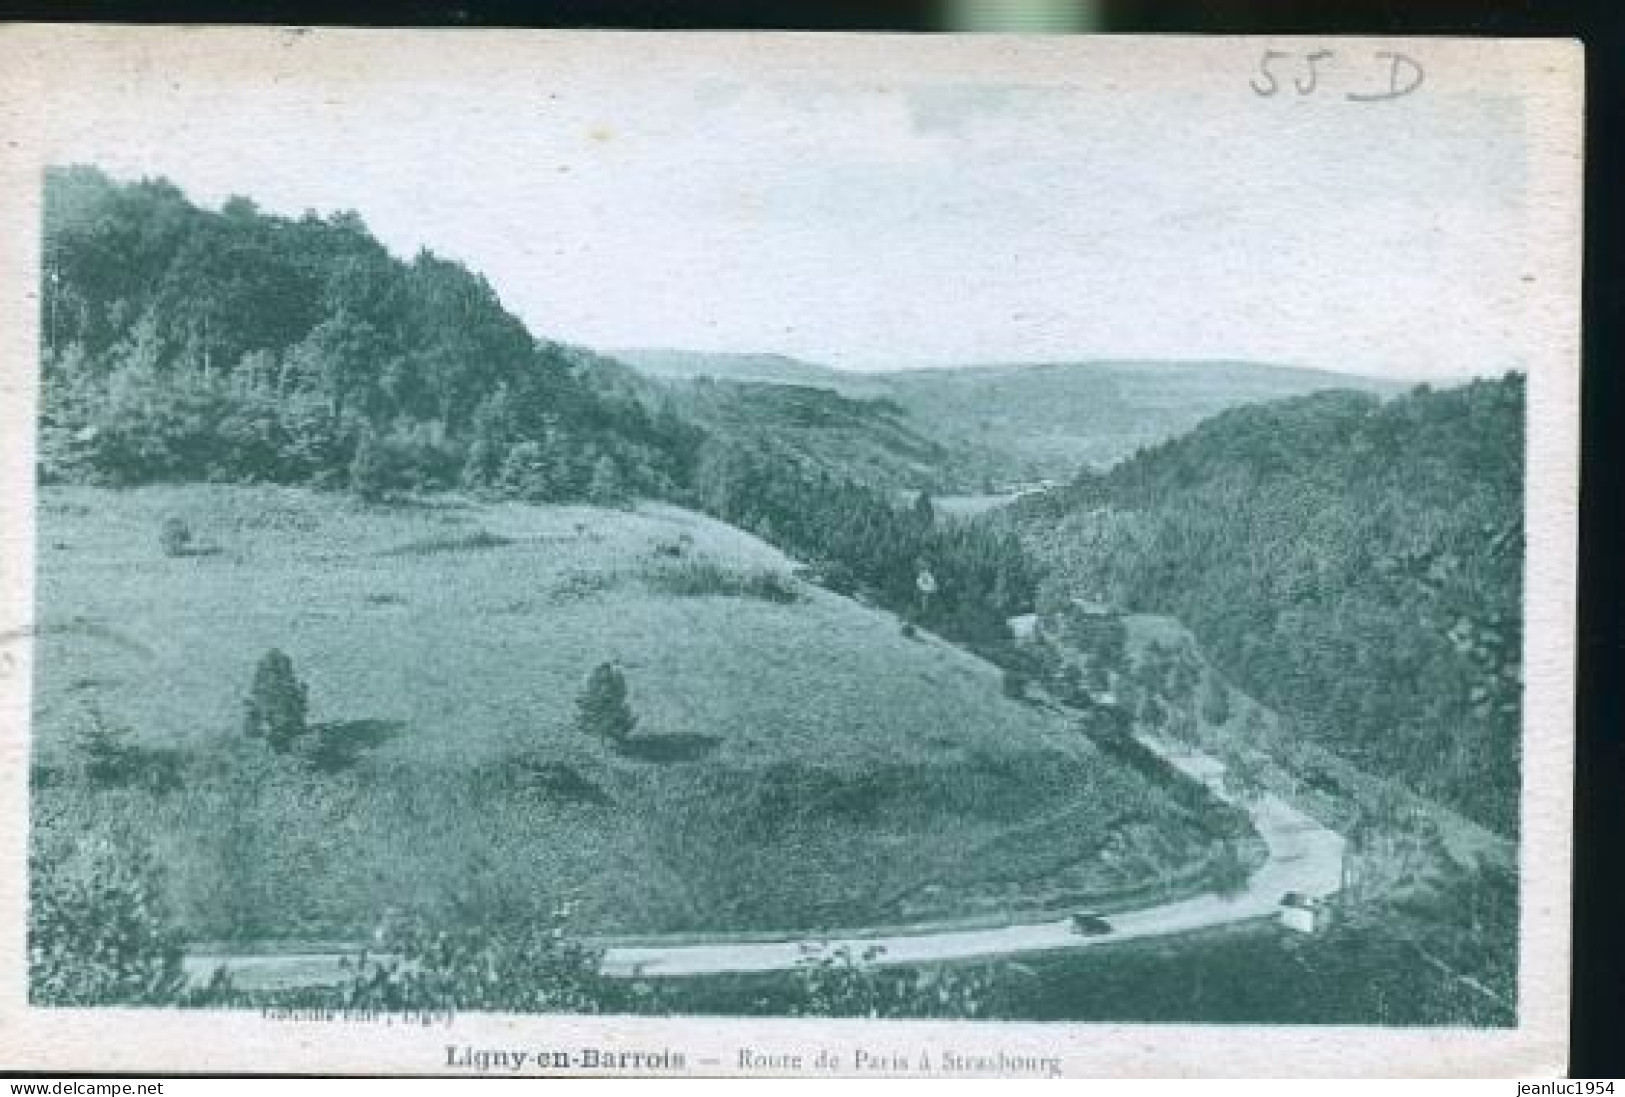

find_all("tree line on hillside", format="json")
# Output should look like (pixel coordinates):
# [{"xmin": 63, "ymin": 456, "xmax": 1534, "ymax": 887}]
[
  {"xmin": 37, "ymin": 165, "xmax": 1032, "ymax": 647},
  {"xmin": 693, "ymin": 443, "xmax": 1034, "ymax": 645},
  {"xmin": 40, "ymin": 165, "xmax": 701, "ymax": 502},
  {"xmin": 1012, "ymin": 379, "xmax": 1524, "ymax": 835}
]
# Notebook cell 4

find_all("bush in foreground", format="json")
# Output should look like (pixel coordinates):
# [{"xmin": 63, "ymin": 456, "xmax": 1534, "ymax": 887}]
[
  {"xmin": 29, "ymin": 820, "xmax": 187, "ymax": 1006},
  {"xmin": 352, "ymin": 918, "xmax": 608, "ymax": 1013},
  {"xmin": 781, "ymin": 945, "xmax": 1006, "ymax": 1019}
]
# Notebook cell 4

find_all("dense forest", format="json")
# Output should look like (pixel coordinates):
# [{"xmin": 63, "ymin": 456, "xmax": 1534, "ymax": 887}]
[
  {"xmin": 40, "ymin": 165, "xmax": 703, "ymax": 500},
  {"xmin": 37, "ymin": 165, "xmax": 1030, "ymax": 644},
  {"xmin": 692, "ymin": 443, "xmax": 1034, "ymax": 645},
  {"xmin": 1013, "ymin": 381, "xmax": 1524, "ymax": 835}
]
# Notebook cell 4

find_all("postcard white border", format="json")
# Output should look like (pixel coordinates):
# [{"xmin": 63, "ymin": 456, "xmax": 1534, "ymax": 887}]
[{"xmin": 0, "ymin": 27, "xmax": 1581, "ymax": 1077}]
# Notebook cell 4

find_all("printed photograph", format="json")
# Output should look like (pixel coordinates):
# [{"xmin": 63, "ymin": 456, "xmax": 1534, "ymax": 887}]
[{"xmin": 17, "ymin": 30, "xmax": 1555, "ymax": 1032}]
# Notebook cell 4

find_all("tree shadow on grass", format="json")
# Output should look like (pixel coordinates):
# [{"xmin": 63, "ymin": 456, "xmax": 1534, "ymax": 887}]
[
  {"xmin": 514, "ymin": 758, "xmax": 613, "ymax": 805},
  {"xmin": 616, "ymin": 734, "xmax": 721, "ymax": 763},
  {"xmin": 306, "ymin": 719, "xmax": 405, "ymax": 772}
]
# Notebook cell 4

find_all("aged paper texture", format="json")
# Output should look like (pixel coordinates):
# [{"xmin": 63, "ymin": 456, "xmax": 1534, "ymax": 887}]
[{"xmin": 0, "ymin": 26, "xmax": 1580, "ymax": 1077}]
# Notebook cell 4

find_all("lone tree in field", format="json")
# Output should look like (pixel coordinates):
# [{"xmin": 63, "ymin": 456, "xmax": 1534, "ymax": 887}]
[
  {"xmin": 244, "ymin": 649, "xmax": 310, "ymax": 753},
  {"xmin": 158, "ymin": 516, "xmax": 192, "ymax": 557},
  {"xmin": 577, "ymin": 661, "xmax": 636, "ymax": 746}
]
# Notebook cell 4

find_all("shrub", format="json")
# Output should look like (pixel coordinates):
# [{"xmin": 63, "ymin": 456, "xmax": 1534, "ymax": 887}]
[
  {"xmin": 901, "ymin": 623, "xmax": 918, "ymax": 640},
  {"xmin": 784, "ymin": 945, "xmax": 1004, "ymax": 1019},
  {"xmin": 644, "ymin": 559, "xmax": 799, "ymax": 603},
  {"xmin": 349, "ymin": 917, "xmax": 608, "ymax": 1012},
  {"xmin": 29, "ymin": 823, "xmax": 187, "ymax": 1006},
  {"xmin": 190, "ymin": 914, "xmax": 613, "ymax": 1013},
  {"xmin": 158, "ymin": 515, "xmax": 192, "ymax": 557},
  {"xmin": 244, "ymin": 649, "xmax": 310, "ymax": 753},
  {"xmin": 740, "ymin": 570, "xmax": 800, "ymax": 604},
  {"xmin": 577, "ymin": 662, "xmax": 636, "ymax": 746},
  {"xmin": 1046, "ymin": 661, "xmax": 1086, "ymax": 705},
  {"xmin": 71, "ymin": 707, "xmax": 184, "ymax": 793},
  {"xmin": 552, "ymin": 570, "xmax": 613, "ymax": 602},
  {"xmin": 808, "ymin": 559, "xmax": 858, "ymax": 597}
]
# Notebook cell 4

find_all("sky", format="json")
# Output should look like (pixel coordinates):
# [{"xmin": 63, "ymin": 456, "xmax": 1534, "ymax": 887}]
[{"xmin": 35, "ymin": 33, "xmax": 1534, "ymax": 379}]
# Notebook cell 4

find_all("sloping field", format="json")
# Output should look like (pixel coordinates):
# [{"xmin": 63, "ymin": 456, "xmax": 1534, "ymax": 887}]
[{"xmin": 32, "ymin": 486, "xmax": 1218, "ymax": 941}]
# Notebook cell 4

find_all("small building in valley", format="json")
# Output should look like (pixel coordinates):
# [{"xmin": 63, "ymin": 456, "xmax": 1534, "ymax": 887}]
[{"xmin": 1277, "ymin": 891, "xmax": 1334, "ymax": 935}]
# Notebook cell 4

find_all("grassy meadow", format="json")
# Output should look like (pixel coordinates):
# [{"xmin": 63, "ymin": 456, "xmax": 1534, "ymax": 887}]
[{"xmin": 32, "ymin": 486, "xmax": 1215, "ymax": 943}]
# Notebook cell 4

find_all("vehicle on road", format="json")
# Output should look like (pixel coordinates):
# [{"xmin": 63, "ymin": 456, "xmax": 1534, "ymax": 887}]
[{"xmin": 1070, "ymin": 912, "xmax": 1113, "ymax": 936}]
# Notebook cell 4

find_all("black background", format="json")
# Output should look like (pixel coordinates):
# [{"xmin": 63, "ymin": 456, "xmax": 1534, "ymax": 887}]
[{"xmin": 0, "ymin": 0, "xmax": 1617, "ymax": 1079}]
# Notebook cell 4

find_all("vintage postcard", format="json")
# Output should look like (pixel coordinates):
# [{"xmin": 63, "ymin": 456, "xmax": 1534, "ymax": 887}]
[{"xmin": 0, "ymin": 27, "xmax": 1580, "ymax": 1077}]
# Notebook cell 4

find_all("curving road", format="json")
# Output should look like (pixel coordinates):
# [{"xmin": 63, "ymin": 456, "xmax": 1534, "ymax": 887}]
[
  {"xmin": 595, "ymin": 733, "xmax": 1345, "ymax": 978},
  {"xmin": 181, "ymin": 733, "xmax": 1345, "ymax": 989}
]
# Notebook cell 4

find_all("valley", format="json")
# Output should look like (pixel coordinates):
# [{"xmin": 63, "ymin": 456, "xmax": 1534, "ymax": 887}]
[
  {"xmin": 613, "ymin": 347, "xmax": 1405, "ymax": 484},
  {"xmin": 28, "ymin": 167, "xmax": 1524, "ymax": 1025}
]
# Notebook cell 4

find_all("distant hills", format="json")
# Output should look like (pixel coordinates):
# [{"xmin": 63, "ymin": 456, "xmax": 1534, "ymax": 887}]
[
  {"xmin": 661, "ymin": 378, "xmax": 971, "ymax": 491},
  {"xmin": 42, "ymin": 163, "xmax": 1412, "ymax": 504},
  {"xmin": 613, "ymin": 348, "xmax": 1408, "ymax": 483},
  {"xmin": 612, "ymin": 349, "xmax": 854, "ymax": 389}
]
